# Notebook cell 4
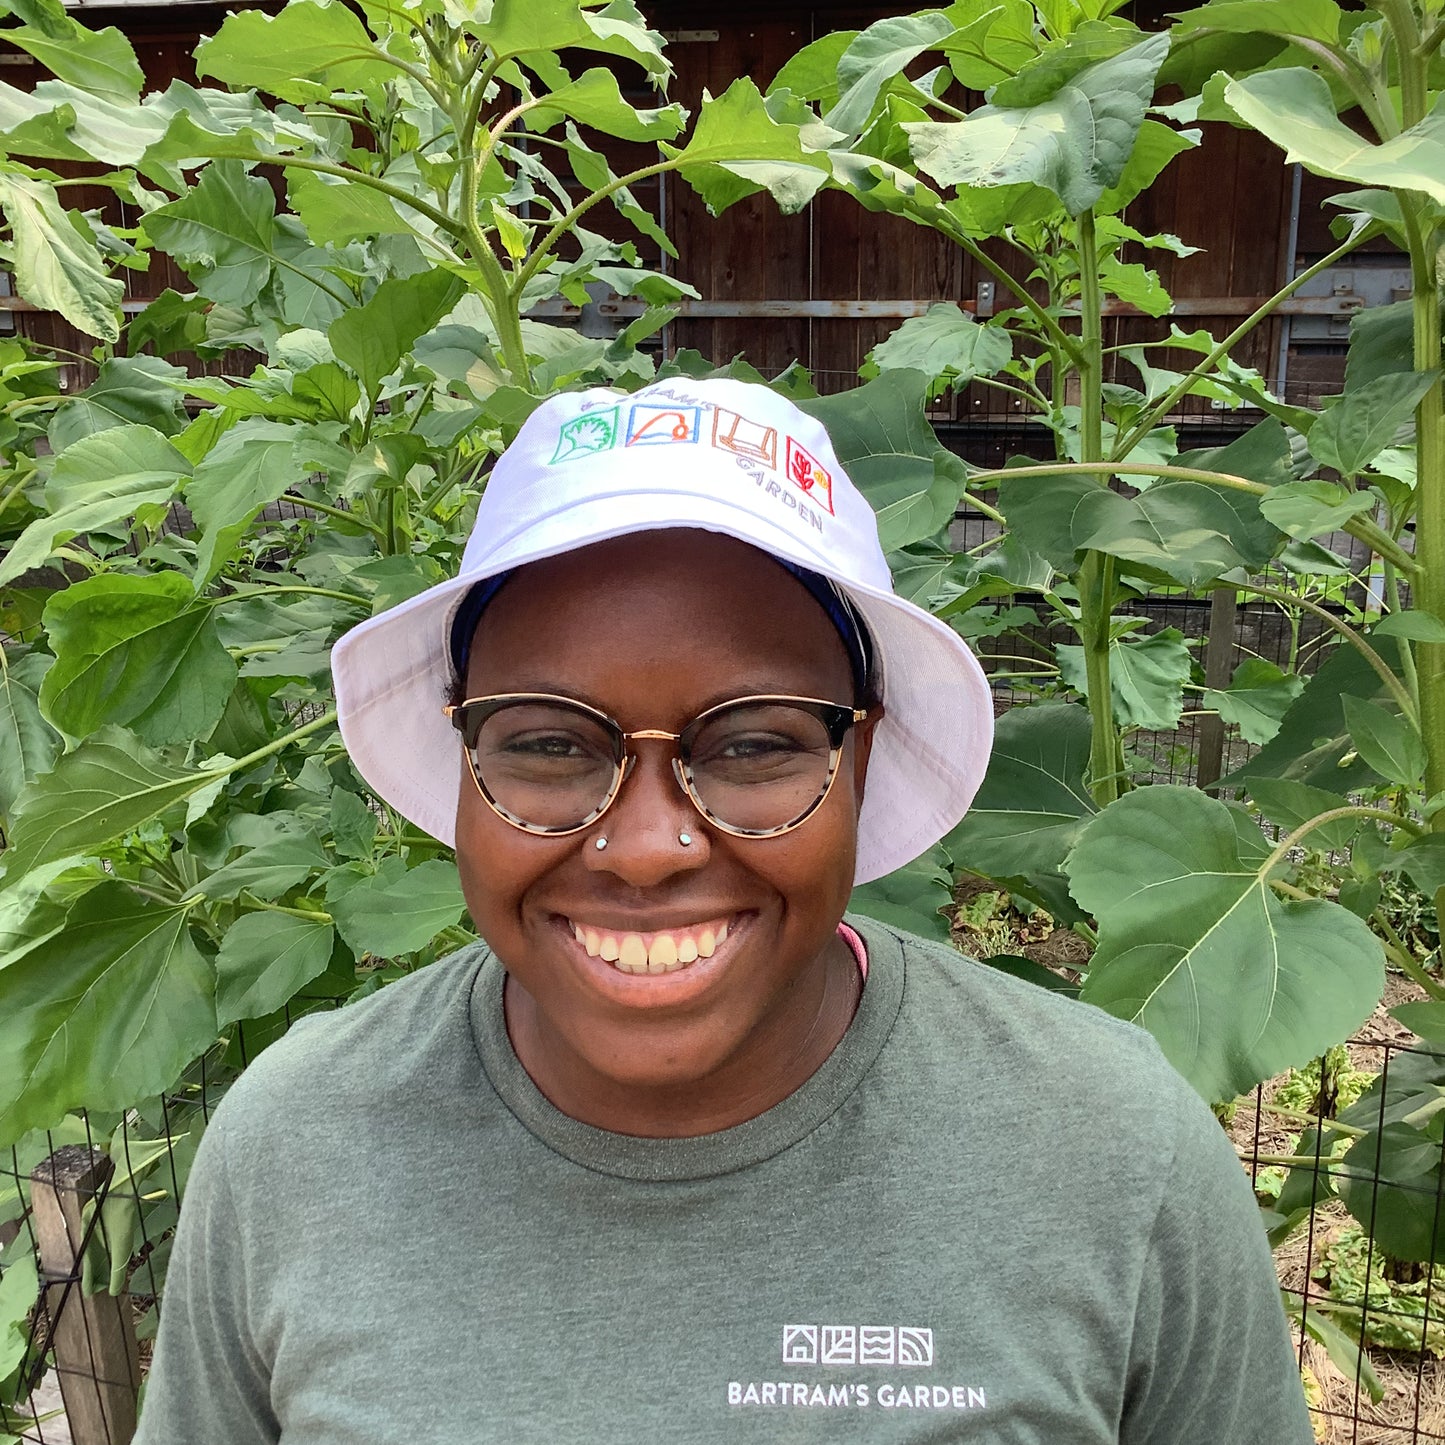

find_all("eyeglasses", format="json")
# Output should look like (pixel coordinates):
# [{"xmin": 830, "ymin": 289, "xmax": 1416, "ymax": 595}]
[{"xmin": 444, "ymin": 693, "xmax": 870, "ymax": 839}]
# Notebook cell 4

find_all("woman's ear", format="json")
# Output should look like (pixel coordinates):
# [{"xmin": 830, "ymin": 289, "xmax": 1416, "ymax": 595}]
[{"xmin": 851, "ymin": 706, "xmax": 884, "ymax": 809}]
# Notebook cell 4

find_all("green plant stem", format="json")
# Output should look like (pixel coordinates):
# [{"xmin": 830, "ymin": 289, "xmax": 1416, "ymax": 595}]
[
  {"xmin": 288, "ymin": 497, "xmax": 385, "ymax": 538},
  {"xmin": 1112, "ymin": 230, "xmax": 1370, "ymax": 459},
  {"xmin": 0, "ymin": 471, "xmax": 30, "ymax": 523},
  {"xmin": 962, "ymin": 489, "xmax": 1007, "ymax": 525},
  {"xmin": 215, "ymin": 708, "xmax": 339, "ymax": 778},
  {"xmin": 1372, "ymin": 907, "xmax": 1445, "ymax": 997},
  {"xmin": 1261, "ymin": 806, "xmax": 1425, "ymax": 878},
  {"xmin": 1240, "ymin": 579, "xmax": 1419, "ymax": 723},
  {"xmin": 240, "ymin": 894, "xmax": 333, "ymax": 924},
  {"xmin": 215, "ymin": 584, "xmax": 370, "ymax": 607},
  {"xmin": 2, "ymin": 393, "xmax": 65, "ymax": 416},
  {"xmin": 932, "ymin": 219, "xmax": 1085, "ymax": 367},
  {"xmin": 513, "ymin": 159, "xmax": 676, "ymax": 297},
  {"xmin": 1070, "ymin": 209, "xmax": 1122, "ymax": 807},
  {"xmin": 1288, "ymin": 36, "xmax": 1398, "ymax": 138},
  {"xmin": 1418, "ymin": 13, "xmax": 1445, "ymax": 55},
  {"xmin": 1246, "ymin": 1151, "xmax": 1348, "ymax": 1168},
  {"xmin": 1384, "ymin": 560, "xmax": 1420, "ymax": 705},
  {"xmin": 1260, "ymin": 1101, "xmax": 1367, "ymax": 1137},
  {"xmin": 474, "ymin": 98, "xmax": 544, "ymax": 189}
]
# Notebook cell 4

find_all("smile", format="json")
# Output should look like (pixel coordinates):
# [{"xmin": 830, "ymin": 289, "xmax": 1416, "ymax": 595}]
[{"xmin": 568, "ymin": 916, "xmax": 733, "ymax": 974}]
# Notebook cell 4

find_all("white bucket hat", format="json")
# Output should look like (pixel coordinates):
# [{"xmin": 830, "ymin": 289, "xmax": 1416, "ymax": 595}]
[{"xmin": 331, "ymin": 377, "xmax": 993, "ymax": 884}]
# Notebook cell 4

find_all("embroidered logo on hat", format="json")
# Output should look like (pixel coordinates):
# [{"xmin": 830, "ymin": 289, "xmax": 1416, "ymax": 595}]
[{"xmin": 785, "ymin": 438, "xmax": 835, "ymax": 514}]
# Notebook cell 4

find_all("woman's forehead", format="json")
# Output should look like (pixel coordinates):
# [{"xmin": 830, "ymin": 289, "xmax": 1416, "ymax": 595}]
[{"xmin": 464, "ymin": 532, "xmax": 854, "ymax": 701}]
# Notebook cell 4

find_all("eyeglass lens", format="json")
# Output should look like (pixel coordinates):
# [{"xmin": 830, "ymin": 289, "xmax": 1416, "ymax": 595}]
[{"xmin": 470, "ymin": 699, "xmax": 837, "ymax": 834}]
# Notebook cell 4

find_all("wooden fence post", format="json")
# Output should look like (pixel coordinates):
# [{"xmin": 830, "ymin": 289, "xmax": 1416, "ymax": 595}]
[
  {"xmin": 1196, "ymin": 586, "xmax": 1240, "ymax": 793},
  {"xmin": 30, "ymin": 1146, "xmax": 139, "ymax": 1445}
]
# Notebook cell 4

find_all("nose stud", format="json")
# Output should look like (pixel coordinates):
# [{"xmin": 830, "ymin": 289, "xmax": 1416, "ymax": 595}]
[
  {"xmin": 595, "ymin": 836, "xmax": 608, "ymax": 851},
  {"xmin": 678, "ymin": 832, "xmax": 693, "ymax": 847}
]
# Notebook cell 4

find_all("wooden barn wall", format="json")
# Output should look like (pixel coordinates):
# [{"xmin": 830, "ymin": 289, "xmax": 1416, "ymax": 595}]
[{"xmin": 1, "ymin": 1, "xmax": 1311, "ymax": 412}]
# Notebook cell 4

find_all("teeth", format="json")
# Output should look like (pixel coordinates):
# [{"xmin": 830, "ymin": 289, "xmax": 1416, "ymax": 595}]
[{"xmin": 568, "ymin": 919, "xmax": 732, "ymax": 973}]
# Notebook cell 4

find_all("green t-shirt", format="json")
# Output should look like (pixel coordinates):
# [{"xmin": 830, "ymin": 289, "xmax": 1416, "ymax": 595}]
[{"xmin": 135, "ymin": 919, "xmax": 1312, "ymax": 1444}]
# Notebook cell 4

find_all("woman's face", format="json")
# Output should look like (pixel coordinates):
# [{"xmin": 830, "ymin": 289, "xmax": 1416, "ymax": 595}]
[{"xmin": 455, "ymin": 529, "xmax": 877, "ymax": 1137}]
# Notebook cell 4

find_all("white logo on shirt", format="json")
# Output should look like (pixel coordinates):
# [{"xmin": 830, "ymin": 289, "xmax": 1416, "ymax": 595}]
[{"xmin": 782, "ymin": 1323, "xmax": 933, "ymax": 1367}]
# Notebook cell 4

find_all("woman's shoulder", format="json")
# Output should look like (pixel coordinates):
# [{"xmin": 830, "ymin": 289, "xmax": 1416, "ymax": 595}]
[
  {"xmin": 204, "ymin": 941, "xmax": 493, "ymax": 1142},
  {"xmin": 853, "ymin": 915, "xmax": 1200, "ymax": 1118}
]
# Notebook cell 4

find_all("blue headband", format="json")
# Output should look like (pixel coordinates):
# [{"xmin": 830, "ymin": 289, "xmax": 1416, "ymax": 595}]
[{"xmin": 449, "ymin": 558, "xmax": 874, "ymax": 702}]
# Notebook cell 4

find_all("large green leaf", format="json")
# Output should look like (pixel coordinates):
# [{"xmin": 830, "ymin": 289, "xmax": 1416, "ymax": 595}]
[
  {"xmin": 327, "ymin": 857, "xmax": 466, "ymax": 958},
  {"xmin": 214, "ymin": 911, "xmax": 334, "ymax": 1028},
  {"xmin": 1342, "ymin": 696, "xmax": 1426, "ymax": 787},
  {"xmin": 1073, "ymin": 480, "xmax": 1280, "ymax": 587},
  {"xmin": 287, "ymin": 171, "xmax": 415, "ymax": 245},
  {"xmin": 143, "ymin": 160, "xmax": 280, "ymax": 307},
  {"xmin": 1203, "ymin": 657, "xmax": 1303, "ymax": 745},
  {"xmin": 195, "ymin": 0, "xmax": 397, "ymax": 103},
  {"xmin": 2, "ymin": 726, "xmax": 223, "ymax": 880},
  {"xmin": 1245, "ymin": 777, "xmax": 1357, "ymax": 851},
  {"xmin": 825, "ymin": 13, "xmax": 959, "ymax": 137},
  {"xmin": 1337, "ymin": 1053, "xmax": 1445, "ymax": 1262},
  {"xmin": 522, "ymin": 68, "xmax": 685, "ymax": 141},
  {"xmin": 939, "ymin": 0, "xmax": 1041, "ymax": 90},
  {"xmin": 849, "ymin": 849, "xmax": 953, "ymax": 943},
  {"xmin": 1173, "ymin": 0, "xmax": 1344, "ymax": 44},
  {"xmin": 4, "ymin": 16, "xmax": 143, "ymax": 103},
  {"xmin": 0, "ymin": 649, "xmax": 60, "ymax": 821},
  {"xmin": 48, "ymin": 355, "xmax": 189, "ymax": 449},
  {"xmin": 861, "ymin": 303, "xmax": 1013, "ymax": 399},
  {"xmin": 0, "ymin": 425, "xmax": 190, "ymax": 586},
  {"xmin": 185, "ymin": 419, "xmax": 336, "ymax": 586},
  {"xmin": 944, "ymin": 702, "xmax": 1096, "ymax": 920},
  {"xmin": 906, "ymin": 31, "xmax": 1170, "ymax": 215},
  {"xmin": 0, "ymin": 172, "xmax": 122, "ymax": 342},
  {"xmin": 329, "ymin": 269, "xmax": 467, "ymax": 399},
  {"xmin": 1095, "ymin": 119, "xmax": 1200, "ymax": 214},
  {"xmin": 0, "ymin": 1250, "xmax": 38, "ymax": 1381},
  {"xmin": 801, "ymin": 370, "xmax": 963, "ymax": 551},
  {"xmin": 38, "ymin": 573, "xmax": 235, "ymax": 746},
  {"xmin": 1347, "ymin": 300, "xmax": 1416, "ymax": 390},
  {"xmin": 190, "ymin": 834, "xmax": 331, "ymax": 903},
  {"xmin": 994, "ymin": 469, "xmax": 1098, "ymax": 571},
  {"xmin": 1227, "ymin": 634, "xmax": 1400, "ymax": 791},
  {"xmin": 1309, "ymin": 371, "xmax": 1437, "ymax": 479},
  {"xmin": 1225, "ymin": 69, "xmax": 1445, "ymax": 207},
  {"xmin": 1259, "ymin": 480, "xmax": 1375, "ymax": 539},
  {"xmin": 1175, "ymin": 416, "xmax": 1297, "ymax": 490},
  {"xmin": 1069, "ymin": 786, "xmax": 1383, "ymax": 1100},
  {"xmin": 771, "ymin": 30, "xmax": 856, "ymax": 109},
  {"xmin": 471, "ymin": 0, "xmax": 670, "ymax": 78},
  {"xmin": 1059, "ymin": 627, "xmax": 1195, "ymax": 732},
  {"xmin": 0, "ymin": 882, "xmax": 215, "ymax": 1146},
  {"xmin": 665, "ymin": 79, "xmax": 831, "ymax": 216}
]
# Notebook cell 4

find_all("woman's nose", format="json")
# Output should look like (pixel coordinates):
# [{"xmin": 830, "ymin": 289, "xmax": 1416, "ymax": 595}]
[{"xmin": 583, "ymin": 745, "xmax": 710, "ymax": 884}]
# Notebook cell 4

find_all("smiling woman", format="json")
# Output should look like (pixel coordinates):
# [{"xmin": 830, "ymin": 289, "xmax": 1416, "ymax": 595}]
[{"xmin": 133, "ymin": 380, "xmax": 1314, "ymax": 1445}]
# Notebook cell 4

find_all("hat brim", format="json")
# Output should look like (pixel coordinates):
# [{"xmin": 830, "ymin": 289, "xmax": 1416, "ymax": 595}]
[{"xmin": 332, "ymin": 495, "xmax": 993, "ymax": 885}]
